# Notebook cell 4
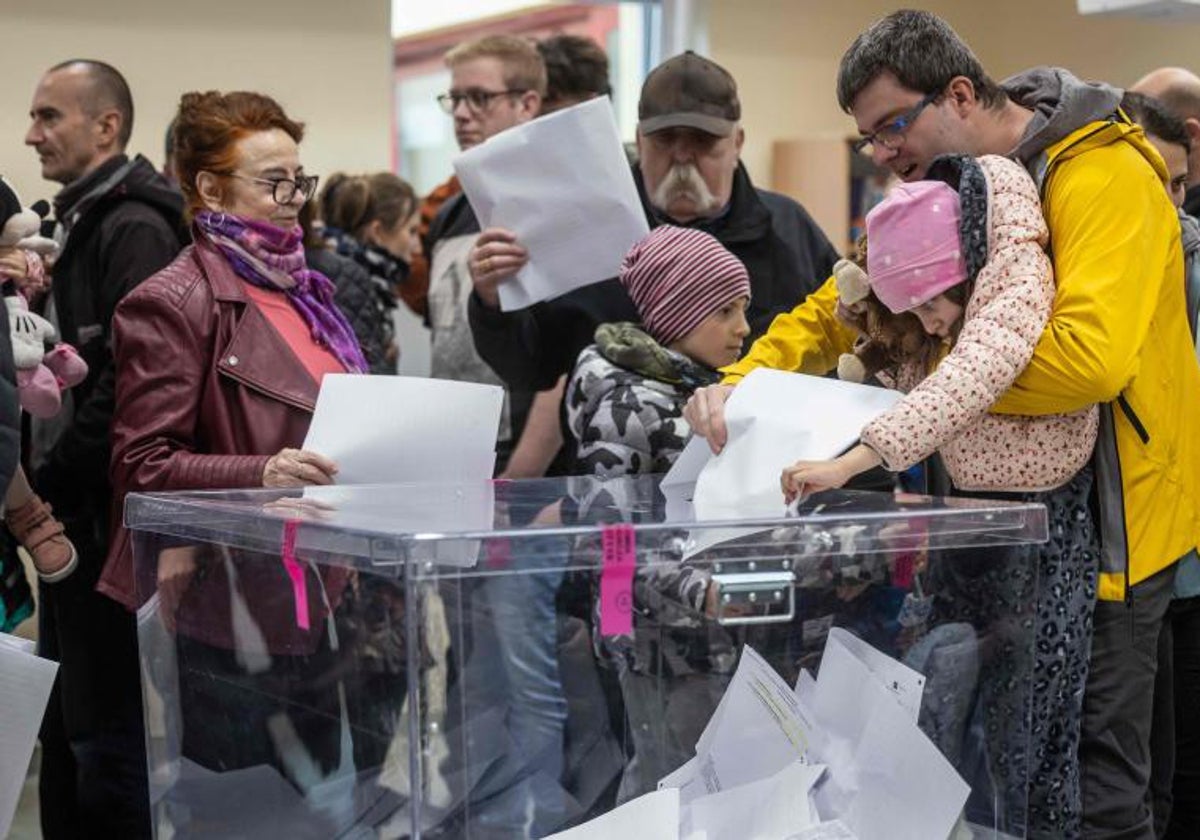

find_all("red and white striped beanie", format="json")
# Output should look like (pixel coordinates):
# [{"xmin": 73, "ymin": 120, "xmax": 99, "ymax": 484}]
[{"xmin": 619, "ymin": 225, "xmax": 751, "ymax": 345}]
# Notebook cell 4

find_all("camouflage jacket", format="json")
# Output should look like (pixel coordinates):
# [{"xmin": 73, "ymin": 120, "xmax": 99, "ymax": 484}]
[
  {"xmin": 566, "ymin": 323, "xmax": 722, "ymax": 672},
  {"xmin": 566, "ymin": 322, "xmax": 720, "ymax": 477}
]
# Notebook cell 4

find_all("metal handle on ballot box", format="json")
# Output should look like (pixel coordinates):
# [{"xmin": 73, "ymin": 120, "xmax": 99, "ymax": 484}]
[{"xmin": 709, "ymin": 562, "xmax": 796, "ymax": 626}]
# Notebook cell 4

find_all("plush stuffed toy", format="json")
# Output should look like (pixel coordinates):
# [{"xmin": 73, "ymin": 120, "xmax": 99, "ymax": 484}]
[
  {"xmin": 0, "ymin": 177, "xmax": 87, "ymax": 418},
  {"xmin": 833, "ymin": 258, "xmax": 893, "ymax": 383}
]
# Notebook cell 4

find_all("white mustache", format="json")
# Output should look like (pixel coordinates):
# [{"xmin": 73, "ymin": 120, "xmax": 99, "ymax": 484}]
[{"xmin": 651, "ymin": 163, "xmax": 716, "ymax": 213}]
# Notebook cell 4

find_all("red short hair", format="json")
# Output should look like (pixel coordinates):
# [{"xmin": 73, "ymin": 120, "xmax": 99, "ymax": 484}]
[{"xmin": 172, "ymin": 91, "xmax": 304, "ymax": 218}]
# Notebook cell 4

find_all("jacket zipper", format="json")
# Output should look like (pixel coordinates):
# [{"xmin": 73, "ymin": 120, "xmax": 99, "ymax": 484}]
[{"xmin": 1117, "ymin": 394, "xmax": 1150, "ymax": 444}]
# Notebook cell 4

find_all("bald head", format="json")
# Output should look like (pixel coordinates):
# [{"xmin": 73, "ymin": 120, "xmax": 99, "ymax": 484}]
[
  {"xmin": 1132, "ymin": 66, "xmax": 1200, "ymax": 188},
  {"xmin": 1133, "ymin": 67, "xmax": 1200, "ymax": 117},
  {"xmin": 48, "ymin": 60, "xmax": 134, "ymax": 147}
]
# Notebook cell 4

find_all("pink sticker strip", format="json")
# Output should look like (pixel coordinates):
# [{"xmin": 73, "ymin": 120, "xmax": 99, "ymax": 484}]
[
  {"xmin": 600, "ymin": 524, "xmax": 636, "ymax": 637},
  {"xmin": 280, "ymin": 519, "xmax": 311, "ymax": 631}
]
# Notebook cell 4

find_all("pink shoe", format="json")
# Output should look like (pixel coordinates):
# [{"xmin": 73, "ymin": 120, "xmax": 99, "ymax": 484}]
[
  {"xmin": 43, "ymin": 344, "xmax": 88, "ymax": 388},
  {"xmin": 16, "ymin": 365, "xmax": 62, "ymax": 418}
]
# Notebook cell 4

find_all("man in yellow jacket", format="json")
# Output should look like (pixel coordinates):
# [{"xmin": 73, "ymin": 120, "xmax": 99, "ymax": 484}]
[{"xmin": 686, "ymin": 10, "xmax": 1200, "ymax": 839}]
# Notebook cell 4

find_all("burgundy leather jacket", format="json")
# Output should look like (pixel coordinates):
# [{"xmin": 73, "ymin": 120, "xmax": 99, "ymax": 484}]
[{"xmin": 100, "ymin": 237, "xmax": 345, "ymax": 652}]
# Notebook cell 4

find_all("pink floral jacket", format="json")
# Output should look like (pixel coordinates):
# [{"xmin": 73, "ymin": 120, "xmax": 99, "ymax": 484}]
[{"xmin": 860, "ymin": 155, "xmax": 1098, "ymax": 492}]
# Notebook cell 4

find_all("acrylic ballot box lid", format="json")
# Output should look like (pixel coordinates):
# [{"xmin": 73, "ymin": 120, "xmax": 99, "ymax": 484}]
[
  {"xmin": 126, "ymin": 476, "xmax": 1048, "ymax": 839},
  {"xmin": 124, "ymin": 475, "xmax": 1048, "ymax": 572}
]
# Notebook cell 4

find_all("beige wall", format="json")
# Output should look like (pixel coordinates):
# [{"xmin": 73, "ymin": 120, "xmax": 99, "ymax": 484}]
[
  {"xmin": 710, "ymin": 0, "xmax": 1200, "ymax": 192},
  {"xmin": 0, "ymin": 0, "xmax": 392, "ymax": 204}
]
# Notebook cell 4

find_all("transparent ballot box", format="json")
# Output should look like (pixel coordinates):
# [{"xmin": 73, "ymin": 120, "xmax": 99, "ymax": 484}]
[{"xmin": 126, "ymin": 477, "xmax": 1048, "ymax": 839}]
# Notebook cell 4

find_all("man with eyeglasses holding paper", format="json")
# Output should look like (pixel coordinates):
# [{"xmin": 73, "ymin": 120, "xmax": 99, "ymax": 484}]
[
  {"xmin": 685, "ymin": 11, "xmax": 1200, "ymax": 837},
  {"xmin": 424, "ymin": 35, "xmax": 551, "ymax": 477},
  {"xmin": 24, "ymin": 58, "xmax": 184, "ymax": 839}
]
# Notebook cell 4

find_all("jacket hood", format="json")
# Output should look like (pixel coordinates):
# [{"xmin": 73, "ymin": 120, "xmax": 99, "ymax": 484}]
[
  {"xmin": 1003, "ymin": 67, "xmax": 1123, "ymax": 166},
  {"xmin": 1181, "ymin": 209, "xmax": 1200, "ymax": 259},
  {"xmin": 55, "ymin": 154, "xmax": 184, "ymax": 236},
  {"xmin": 594, "ymin": 321, "xmax": 720, "ymax": 390}
]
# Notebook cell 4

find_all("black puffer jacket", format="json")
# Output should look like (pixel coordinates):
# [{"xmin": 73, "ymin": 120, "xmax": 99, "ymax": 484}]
[
  {"xmin": 307, "ymin": 247, "xmax": 395, "ymax": 374},
  {"xmin": 468, "ymin": 161, "xmax": 840, "ymax": 393},
  {"xmin": 35, "ymin": 154, "xmax": 185, "ymax": 555}
]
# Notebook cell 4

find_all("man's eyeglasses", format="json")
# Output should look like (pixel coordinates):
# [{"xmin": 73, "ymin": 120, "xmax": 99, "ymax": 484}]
[
  {"xmin": 437, "ymin": 89, "xmax": 524, "ymax": 114},
  {"xmin": 227, "ymin": 173, "xmax": 319, "ymax": 204},
  {"xmin": 852, "ymin": 91, "xmax": 941, "ymax": 155}
]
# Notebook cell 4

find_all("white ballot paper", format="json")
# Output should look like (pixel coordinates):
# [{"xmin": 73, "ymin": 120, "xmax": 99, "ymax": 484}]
[
  {"xmin": 0, "ymin": 632, "xmax": 58, "ymax": 838},
  {"xmin": 814, "ymin": 628, "xmax": 925, "ymax": 725},
  {"xmin": 660, "ymin": 645, "xmax": 817, "ymax": 809},
  {"xmin": 302, "ymin": 374, "xmax": 503, "ymax": 485},
  {"xmin": 544, "ymin": 787, "xmax": 679, "ymax": 840},
  {"xmin": 662, "ymin": 369, "xmax": 901, "ymax": 557},
  {"xmin": 686, "ymin": 760, "xmax": 826, "ymax": 840},
  {"xmin": 453, "ymin": 97, "xmax": 649, "ymax": 311}
]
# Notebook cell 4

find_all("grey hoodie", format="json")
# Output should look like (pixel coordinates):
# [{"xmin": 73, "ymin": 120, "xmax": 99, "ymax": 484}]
[{"xmin": 1003, "ymin": 67, "xmax": 1123, "ymax": 166}]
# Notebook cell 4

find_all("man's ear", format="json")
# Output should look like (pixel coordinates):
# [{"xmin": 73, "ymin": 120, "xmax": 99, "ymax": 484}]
[
  {"xmin": 945, "ymin": 76, "xmax": 978, "ymax": 115},
  {"xmin": 94, "ymin": 108, "xmax": 122, "ymax": 151},
  {"xmin": 734, "ymin": 125, "xmax": 745, "ymax": 154},
  {"xmin": 195, "ymin": 170, "xmax": 225, "ymax": 212},
  {"xmin": 519, "ymin": 90, "xmax": 542, "ymax": 121},
  {"xmin": 1185, "ymin": 116, "xmax": 1200, "ymax": 144}
]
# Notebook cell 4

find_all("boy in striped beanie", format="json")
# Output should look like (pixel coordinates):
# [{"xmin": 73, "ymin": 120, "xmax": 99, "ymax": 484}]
[
  {"xmin": 563, "ymin": 224, "xmax": 750, "ymax": 796},
  {"xmin": 565, "ymin": 224, "xmax": 750, "ymax": 478}
]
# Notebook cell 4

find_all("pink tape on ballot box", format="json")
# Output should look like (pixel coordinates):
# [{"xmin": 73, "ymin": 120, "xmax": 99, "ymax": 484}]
[
  {"xmin": 280, "ymin": 520, "xmax": 311, "ymax": 631},
  {"xmin": 600, "ymin": 523, "xmax": 636, "ymax": 637}
]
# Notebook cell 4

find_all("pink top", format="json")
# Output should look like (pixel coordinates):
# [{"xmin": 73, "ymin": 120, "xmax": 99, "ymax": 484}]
[{"xmin": 242, "ymin": 281, "xmax": 347, "ymax": 383}]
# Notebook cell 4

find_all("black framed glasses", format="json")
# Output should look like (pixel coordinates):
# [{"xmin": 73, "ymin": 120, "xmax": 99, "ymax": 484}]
[
  {"xmin": 228, "ymin": 173, "xmax": 319, "ymax": 204},
  {"xmin": 436, "ymin": 89, "xmax": 524, "ymax": 114},
  {"xmin": 852, "ymin": 91, "xmax": 941, "ymax": 155}
]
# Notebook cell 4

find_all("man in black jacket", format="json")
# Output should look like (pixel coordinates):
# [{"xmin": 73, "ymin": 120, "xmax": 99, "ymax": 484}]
[
  {"xmin": 24, "ymin": 59, "xmax": 184, "ymax": 839},
  {"xmin": 467, "ymin": 51, "xmax": 839, "ymax": 405}
]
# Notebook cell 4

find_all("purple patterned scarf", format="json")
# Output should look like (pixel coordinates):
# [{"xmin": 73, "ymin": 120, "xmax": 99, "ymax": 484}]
[{"xmin": 195, "ymin": 211, "xmax": 367, "ymax": 373}]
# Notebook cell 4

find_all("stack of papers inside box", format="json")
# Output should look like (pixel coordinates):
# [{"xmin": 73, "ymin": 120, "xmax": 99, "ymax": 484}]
[{"xmin": 548, "ymin": 629, "xmax": 969, "ymax": 840}]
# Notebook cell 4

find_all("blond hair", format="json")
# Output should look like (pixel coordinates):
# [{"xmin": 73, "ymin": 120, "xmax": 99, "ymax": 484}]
[{"xmin": 445, "ymin": 35, "xmax": 547, "ymax": 96}]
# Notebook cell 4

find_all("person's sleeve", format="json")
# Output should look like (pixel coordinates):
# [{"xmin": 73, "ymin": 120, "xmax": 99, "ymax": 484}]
[
  {"xmin": 468, "ymin": 293, "xmax": 561, "ymax": 391},
  {"xmin": 33, "ymin": 213, "xmax": 180, "ymax": 501},
  {"xmin": 109, "ymin": 287, "xmax": 269, "ymax": 495},
  {"xmin": 862, "ymin": 162, "xmax": 1054, "ymax": 469},
  {"xmin": 721, "ymin": 274, "xmax": 857, "ymax": 383},
  {"xmin": 991, "ymin": 142, "xmax": 1172, "ymax": 415}
]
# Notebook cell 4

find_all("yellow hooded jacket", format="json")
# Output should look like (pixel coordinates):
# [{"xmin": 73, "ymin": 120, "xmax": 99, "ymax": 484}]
[{"xmin": 724, "ymin": 118, "xmax": 1200, "ymax": 601}]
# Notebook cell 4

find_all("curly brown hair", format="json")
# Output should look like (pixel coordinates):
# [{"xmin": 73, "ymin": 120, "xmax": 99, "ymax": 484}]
[{"xmin": 839, "ymin": 235, "xmax": 961, "ymax": 375}]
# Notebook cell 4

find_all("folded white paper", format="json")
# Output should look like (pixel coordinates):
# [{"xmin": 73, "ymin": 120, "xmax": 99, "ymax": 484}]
[
  {"xmin": 0, "ymin": 633, "xmax": 58, "ymax": 838},
  {"xmin": 815, "ymin": 628, "xmax": 925, "ymax": 725},
  {"xmin": 687, "ymin": 760, "xmax": 826, "ymax": 840},
  {"xmin": 302, "ymin": 374, "xmax": 503, "ymax": 485},
  {"xmin": 663, "ymin": 369, "xmax": 902, "ymax": 557},
  {"xmin": 453, "ymin": 97, "xmax": 649, "ymax": 311},
  {"xmin": 544, "ymin": 787, "xmax": 679, "ymax": 840}
]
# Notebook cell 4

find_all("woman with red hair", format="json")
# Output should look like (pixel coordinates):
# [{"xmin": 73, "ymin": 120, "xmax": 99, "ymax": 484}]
[{"xmin": 98, "ymin": 91, "xmax": 368, "ymax": 806}]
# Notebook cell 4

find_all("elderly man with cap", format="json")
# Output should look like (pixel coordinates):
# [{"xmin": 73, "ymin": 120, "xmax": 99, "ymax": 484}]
[{"xmin": 467, "ymin": 50, "xmax": 838, "ymax": 466}]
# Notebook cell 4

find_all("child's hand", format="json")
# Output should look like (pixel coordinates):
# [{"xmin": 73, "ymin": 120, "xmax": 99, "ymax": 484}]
[
  {"xmin": 781, "ymin": 459, "xmax": 852, "ymax": 504},
  {"xmin": 0, "ymin": 247, "xmax": 47, "ymax": 294},
  {"xmin": 781, "ymin": 444, "xmax": 884, "ymax": 504}
]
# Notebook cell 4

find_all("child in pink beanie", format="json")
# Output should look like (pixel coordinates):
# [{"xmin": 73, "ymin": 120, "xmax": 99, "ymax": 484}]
[{"xmin": 782, "ymin": 153, "xmax": 1100, "ymax": 838}]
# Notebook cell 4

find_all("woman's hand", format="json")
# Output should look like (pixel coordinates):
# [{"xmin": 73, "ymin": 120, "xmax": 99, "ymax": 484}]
[
  {"xmin": 781, "ymin": 443, "xmax": 883, "ymax": 504},
  {"xmin": 157, "ymin": 546, "xmax": 199, "ymax": 634},
  {"xmin": 262, "ymin": 448, "xmax": 338, "ymax": 487},
  {"xmin": 468, "ymin": 228, "xmax": 528, "ymax": 309}
]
